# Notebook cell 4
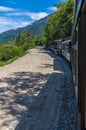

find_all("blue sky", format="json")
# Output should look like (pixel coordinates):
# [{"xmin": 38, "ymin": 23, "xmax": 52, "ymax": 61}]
[{"xmin": 0, "ymin": 0, "xmax": 63, "ymax": 33}]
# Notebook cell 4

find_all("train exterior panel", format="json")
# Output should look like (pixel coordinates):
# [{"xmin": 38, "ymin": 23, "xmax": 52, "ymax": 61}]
[
  {"xmin": 71, "ymin": 0, "xmax": 86, "ymax": 129},
  {"xmin": 62, "ymin": 50, "xmax": 70, "ymax": 61},
  {"xmin": 62, "ymin": 38, "xmax": 71, "ymax": 62}
]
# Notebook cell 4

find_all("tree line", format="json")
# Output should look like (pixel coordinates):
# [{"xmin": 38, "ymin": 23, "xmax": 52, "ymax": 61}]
[
  {"xmin": 0, "ymin": 31, "xmax": 35, "ymax": 66},
  {"xmin": 45, "ymin": 0, "xmax": 74, "ymax": 45}
]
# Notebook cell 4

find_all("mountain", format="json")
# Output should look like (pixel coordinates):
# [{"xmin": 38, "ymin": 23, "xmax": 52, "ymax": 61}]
[{"xmin": 0, "ymin": 15, "xmax": 51, "ymax": 43}]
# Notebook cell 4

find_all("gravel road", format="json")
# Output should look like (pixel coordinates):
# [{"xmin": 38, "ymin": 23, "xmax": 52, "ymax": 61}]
[
  {"xmin": 0, "ymin": 49, "xmax": 76, "ymax": 130},
  {"xmin": 0, "ymin": 49, "xmax": 54, "ymax": 130}
]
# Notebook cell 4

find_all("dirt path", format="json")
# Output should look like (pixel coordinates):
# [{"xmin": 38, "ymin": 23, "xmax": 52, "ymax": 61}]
[{"xmin": 0, "ymin": 49, "xmax": 54, "ymax": 130}]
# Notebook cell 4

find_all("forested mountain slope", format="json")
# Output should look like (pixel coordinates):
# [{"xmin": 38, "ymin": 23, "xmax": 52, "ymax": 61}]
[{"xmin": 0, "ymin": 15, "xmax": 51, "ymax": 43}]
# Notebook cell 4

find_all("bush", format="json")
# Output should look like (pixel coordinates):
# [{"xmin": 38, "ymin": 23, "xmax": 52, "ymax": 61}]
[
  {"xmin": 0, "ymin": 44, "xmax": 24, "ymax": 62},
  {"xmin": 0, "ymin": 32, "xmax": 36, "ymax": 66}
]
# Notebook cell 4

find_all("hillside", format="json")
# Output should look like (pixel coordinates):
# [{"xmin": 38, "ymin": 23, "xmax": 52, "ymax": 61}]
[{"xmin": 0, "ymin": 15, "xmax": 51, "ymax": 43}]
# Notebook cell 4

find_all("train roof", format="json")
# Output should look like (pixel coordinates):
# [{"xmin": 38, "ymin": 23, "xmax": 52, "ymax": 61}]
[
  {"xmin": 62, "ymin": 38, "xmax": 71, "ymax": 45},
  {"xmin": 52, "ymin": 39, "xmax": 62, "ymax": 43},
  {"xmin": 82, "ymin": 0, "xmax": 86, "ymax": 13}
]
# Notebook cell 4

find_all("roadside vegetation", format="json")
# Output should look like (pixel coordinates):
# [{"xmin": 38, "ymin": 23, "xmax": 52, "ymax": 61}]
[{"xmin": 0, "ymin": 31, "xmax": 35, "ymax": 66}]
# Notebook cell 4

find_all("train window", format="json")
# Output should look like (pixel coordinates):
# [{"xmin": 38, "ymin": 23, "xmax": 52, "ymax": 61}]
[{"xmin": 62, "ymin": 42, "xmax": 71, "ymax": 53}]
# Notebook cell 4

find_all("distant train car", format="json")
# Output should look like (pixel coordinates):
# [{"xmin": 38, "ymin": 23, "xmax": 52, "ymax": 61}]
[
  {"xmin": 61, "ymin": 38, "xmax": 71, "ymax": 62},
  {"xmin": 50, "ymin": 39, "xmax": 62, "ymax": 55}
]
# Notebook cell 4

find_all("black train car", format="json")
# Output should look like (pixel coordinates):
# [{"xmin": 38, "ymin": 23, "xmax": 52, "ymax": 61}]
[{"xmin": 71, "ymin": 0, "xmax": 86, "ymax": 129}]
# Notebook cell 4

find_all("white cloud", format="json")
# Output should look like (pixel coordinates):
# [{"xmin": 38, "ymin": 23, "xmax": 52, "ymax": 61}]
[
  {"xmin": 7, "ymin": 12, "xmax": 24, "ymax": 16},
  {"xmin": 0, "ymin": 6, "xmax": 15, "ymax": 12},
  {"xmin": 26, "ymin": 12, "xmax": 48, "ymax": 20},
  {"xmin": 48, "ymin": 7, "xmax": 57, "ymax": 12},
  {"xmin": 0, "ymin": 17, "xmax": 33, "ymax": 33},
  {"xmin": 0, "ymin": 10, "xmax": 49, "ymax": 33},
  {"xmin": 7, "ymin": 11, "xmax": 49, "ymax": 20}
]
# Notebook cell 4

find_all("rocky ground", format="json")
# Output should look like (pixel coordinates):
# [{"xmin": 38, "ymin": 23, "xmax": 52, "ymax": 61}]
[{"xmin": 0, "ymin": 49, "xmax": 76, "ymax": 130}]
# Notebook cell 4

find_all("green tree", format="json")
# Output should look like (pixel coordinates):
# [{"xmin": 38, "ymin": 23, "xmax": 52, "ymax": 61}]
[
  {"xmin": 15, "ymin": 31, "xmax": 35, "ymax": 50},
  {"xmin": 45, "ymin": 0, "xmax": 74, "ymax": 44},
  {"xmin": 0, "ymin": 31, "xmax": 35, "ymax": 66},
  {"xmin": 36, "ymin": 35, "xmax": 46, "ymax": 46},
  {"xmin": 0, "ymin": 44, "xmax": 23, "ymax": 61}
]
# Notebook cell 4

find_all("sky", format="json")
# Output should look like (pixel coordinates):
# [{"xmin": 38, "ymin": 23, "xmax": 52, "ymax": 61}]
[{"xmin": 0, "ymin": 0, "xmax": 63, "ymax": 33}]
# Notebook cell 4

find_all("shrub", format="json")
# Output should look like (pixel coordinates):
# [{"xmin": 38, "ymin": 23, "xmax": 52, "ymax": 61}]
[{"xmin": 0, "ymin": 44, "xmax": 24, "ymax": 62}]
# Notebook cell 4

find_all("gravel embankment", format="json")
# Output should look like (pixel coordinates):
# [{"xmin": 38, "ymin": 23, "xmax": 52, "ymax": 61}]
[
  {"xmin": 0, "ymin": 49, "xmax": 54, "ymax": 130},
  {"xmin": 15, "ymin": 51, "xmax": 77, "ymax": 130},
  {"xmin": 0, "ymin": 49, "xmax": 76, "ymax": 130}
]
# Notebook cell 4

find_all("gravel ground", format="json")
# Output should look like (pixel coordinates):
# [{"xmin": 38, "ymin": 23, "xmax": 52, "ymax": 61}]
[
  {"xmin": 0, "ymin": 49, "xmax": 53, "ymax": 130},
  {"xmin": 0, "ymin": 49, "xmax": 76, "ymax": 130}
]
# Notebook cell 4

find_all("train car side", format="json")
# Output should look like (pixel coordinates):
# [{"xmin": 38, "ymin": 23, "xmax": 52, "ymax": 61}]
[
  {"xmin": 61, "ymin": 38, "xmax": 71, "ymax": 62},
  {"xmin": 71, "ymin": 0, "xmax": 86, "ymax": 129}
]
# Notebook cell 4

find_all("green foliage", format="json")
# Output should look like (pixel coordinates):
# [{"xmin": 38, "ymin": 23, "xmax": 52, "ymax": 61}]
[
  {"xmin": 0, "ymin": 44, "xmax": 24, "ymax": 62},
  {"xmin": 15, "ymin": 31, "xmax": 35, "ymax": 50},
  {"xmin": 45, "ymin": 0, "xmax": 74, "ymax": 44},
  {"xmin": 0, "ymin": 31, "xmax": 35, "ymax": 66},
  {"xmin": 35, "ymin": 35, "xmax": 46, "ymax": 46}
]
